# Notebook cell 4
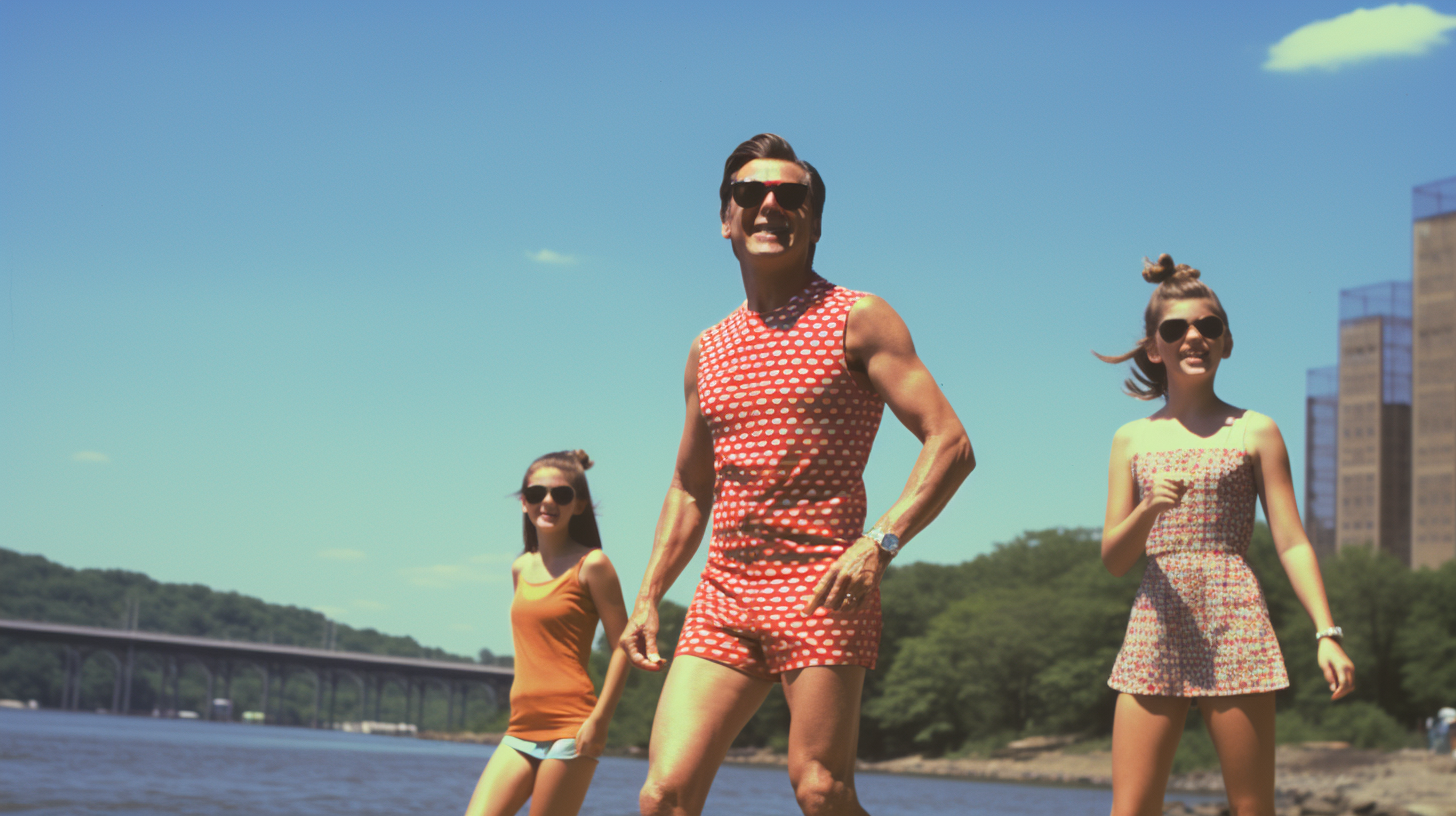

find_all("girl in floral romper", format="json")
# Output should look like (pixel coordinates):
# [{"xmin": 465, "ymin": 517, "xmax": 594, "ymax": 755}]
[{"xmin": 1098, "ymin": 255, "xmax": 1356, "ymax": 816}]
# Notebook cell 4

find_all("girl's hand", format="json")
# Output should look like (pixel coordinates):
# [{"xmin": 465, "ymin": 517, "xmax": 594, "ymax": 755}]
[
  {"xmin": 1146, "ymin": 472, "xmax": 1190, "ymax": 515},
  {"xmin": 575, "ymin": 716, "xmax": 607, "ymax": 759},
  {"xmin": 1318, "ymin": 638, "xmax": 1356, "ymax": 700}
]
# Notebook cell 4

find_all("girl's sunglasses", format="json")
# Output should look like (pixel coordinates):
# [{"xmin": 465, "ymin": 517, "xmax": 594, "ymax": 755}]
[
  {"xmin": 523, "ymin": 485, "xmax": 575, "ymax": 505},
  {"xmin": 1158, "ymin": 315, "xmax": 1225, "ymax": 343},
  {"xmin": 729, "ymin": 180, "xmax": 810, "ymax": 211}
]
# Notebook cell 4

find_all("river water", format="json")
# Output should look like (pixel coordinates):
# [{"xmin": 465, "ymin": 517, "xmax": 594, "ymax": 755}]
[{"xmin": 0, "ymin": 708, "xmax": 1220, "ymax": 815}]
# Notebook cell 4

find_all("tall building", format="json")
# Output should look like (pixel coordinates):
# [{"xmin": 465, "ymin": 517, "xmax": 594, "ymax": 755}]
[
  {"xmin": 1410, "ymin": 176, "xmax": 1456, "ymax": 568},
  {"xmin": 1305, "ymin": 366, "xmax": 1339, "ymax": 559},
  {"xmin": 1335, "ymin": 281, "xmax": 1412, "ymax": 562}
]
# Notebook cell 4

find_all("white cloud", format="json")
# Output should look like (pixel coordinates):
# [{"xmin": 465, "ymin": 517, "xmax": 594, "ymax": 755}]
[
  {"xmin": 318, "ymin": 548, "xmax": 367, "ymax": 561},
  {"xmin": 353, "ymin": 599, "xmax": 388, "ymax": 611},
  {"xmin": 1265, "ymin": 4, "xmax": 1456, "ymax": 72},
  {"xmin": 72, "ymin": 451, "xmax": 111, "ymax": 464},
  {"xmin": 526, "ymin": 249, "xmax": 578, "ymax": 265}
]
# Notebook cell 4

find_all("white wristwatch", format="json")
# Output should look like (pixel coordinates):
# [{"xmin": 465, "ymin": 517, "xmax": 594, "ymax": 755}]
[{"xmin": 1315, "ymin": 626, "xmax": 1343, "ymax": 643}]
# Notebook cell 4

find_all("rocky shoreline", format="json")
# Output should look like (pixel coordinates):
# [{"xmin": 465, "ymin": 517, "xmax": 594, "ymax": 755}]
[
  {"xmin": 721, "ymin": 741, "xmax": 1455, "ymax": 816},
  {"xmin": 419, "ymin": 731, "xmax": 1454, "ymax": 815}
]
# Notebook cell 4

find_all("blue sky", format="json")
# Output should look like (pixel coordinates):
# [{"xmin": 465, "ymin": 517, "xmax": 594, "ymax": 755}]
[{"xmin": 3, "ymin": 1, "xmax": 1453, "ymax": 657}]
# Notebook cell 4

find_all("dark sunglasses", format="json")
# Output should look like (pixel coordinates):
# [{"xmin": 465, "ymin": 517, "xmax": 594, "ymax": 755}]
[
  {"xmin": 523, "ymin": 485, "xmax": 575, "ymax": 505},
  {"xmin": 1158, "ymin": 315, "xmax": 1226, "ymax": 343},
  {"xmin": 729, "ymin": 180, "xmax": 810, "ymax": 211}
]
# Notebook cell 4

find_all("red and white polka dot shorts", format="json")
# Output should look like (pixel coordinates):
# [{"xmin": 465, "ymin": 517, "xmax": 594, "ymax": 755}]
[{"xmin": 675, "ymin": 557, "xmax": 881, "ymax": 680}]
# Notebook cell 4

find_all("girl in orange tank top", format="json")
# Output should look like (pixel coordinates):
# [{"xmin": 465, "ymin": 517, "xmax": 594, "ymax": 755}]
[{"xmin": 462, "ymin": 450, "xmax": 632, "ymax": 816}]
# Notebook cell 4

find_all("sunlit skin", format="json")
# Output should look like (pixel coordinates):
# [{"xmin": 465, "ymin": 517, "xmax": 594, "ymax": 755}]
[
  {"xmin": 1100, "ymin": 296, "xmax": 1355, "ymax": 816},
  {"xmin": 463, "ymin": 466, "xmax": 633, "ymax": 816},
  {"xmin": 622, "ymin": 152, "xmax": 975, "ymax": 816}
]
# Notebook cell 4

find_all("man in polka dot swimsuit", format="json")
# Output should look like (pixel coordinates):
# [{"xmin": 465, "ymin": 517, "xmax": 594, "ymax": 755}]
[{"xmin": 623, "ymin": 134, "xmax": 975, "ymax": 816}]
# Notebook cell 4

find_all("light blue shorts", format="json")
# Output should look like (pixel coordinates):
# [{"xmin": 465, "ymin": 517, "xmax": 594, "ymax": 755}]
[{"xmin": 500, "ymin": 735, "xmax": 583, "ymax": 761}]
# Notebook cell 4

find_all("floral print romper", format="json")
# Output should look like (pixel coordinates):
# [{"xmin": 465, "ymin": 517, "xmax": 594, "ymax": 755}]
[{"xmin": 1108, "ymin": 415, "xmax": 1289, "ymax": 696}]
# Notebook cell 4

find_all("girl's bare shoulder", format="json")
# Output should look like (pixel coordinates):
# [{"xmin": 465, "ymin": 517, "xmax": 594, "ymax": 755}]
[
  {"xmin": 578, "ymin": 548, "xmax": 619, "ymax": 582},
  {"xmin": 1111, "ymin": 416, "xmax": 1159, "ymax": 449},
  {"xmin": 1240, "ymin": 409, "xmax": 1286, "ymax": 450},
  {"xmin": 1239, "ymin": 408, "xmax": 1277, "ymax": 431},
  {"xmin": 511, "ymin": 552, "xmax": 534, "ymax": 576}
]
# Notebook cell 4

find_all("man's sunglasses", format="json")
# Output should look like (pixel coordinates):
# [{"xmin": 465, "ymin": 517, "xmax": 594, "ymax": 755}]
[
  {"xmin": 729, "ymin": 180, "xmax": 811, "ymax": 211},
  {"xmin": 1158, "ymin": 315, "xmax": 1226, "ymax": 344},
  {"xmin": 523, "ymin": 485, "xmax": 575, "ymax": 505}
]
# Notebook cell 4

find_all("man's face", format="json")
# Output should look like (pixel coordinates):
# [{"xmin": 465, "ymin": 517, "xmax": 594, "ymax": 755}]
[{"xmin": 721, "ymin": 159, "xmax": 820, "ymax": 265}]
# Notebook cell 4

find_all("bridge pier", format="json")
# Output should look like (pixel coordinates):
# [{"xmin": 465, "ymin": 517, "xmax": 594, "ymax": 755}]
[
  {"xmin": 274, "ymin": 670, "xmax": 287, "ymax": 724},
  {"xmin": 254, "ymin": 663, "xmax": 270, "ymax": 723},
  {"xmin": 326, "ymin": 671, "xmax": 339, "ymax": 728},
  {"xmin": 60, "ymin": 647, "xmax": 79, "ymax": 710},
  {"xmin": 310, "ymin": 670, "xmax": 321, "ymax": 728},
  {"xmin": 121, "ymin": 643, "xmax": 135, "ymax": 714},
  {"xmin": 91, "ymin": 650, "xmax": 123, "ymax": 713},
  {"xmin": 221, "ymin": 663, "xmax": 234, "ymax": 721},
  {"xmin": 165, "ymin": 657, "xmax": 178, "ymax": 715}
]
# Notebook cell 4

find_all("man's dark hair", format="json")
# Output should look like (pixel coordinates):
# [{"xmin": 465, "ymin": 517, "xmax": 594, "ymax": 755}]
[{"xmin": 718, "ymin": 133, "xmax": 826, "ymax": 224}]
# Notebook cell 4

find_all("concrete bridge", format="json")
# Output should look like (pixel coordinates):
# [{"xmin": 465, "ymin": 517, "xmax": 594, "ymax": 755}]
[{"xmin": 0, "ymin": 618, "xmax": 512, "ymax": 730}]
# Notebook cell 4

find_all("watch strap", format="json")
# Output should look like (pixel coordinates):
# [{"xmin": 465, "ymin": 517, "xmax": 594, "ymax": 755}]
[{"xmin": 865, "ymin": 526, "xmax": 901, "ymax": 556}]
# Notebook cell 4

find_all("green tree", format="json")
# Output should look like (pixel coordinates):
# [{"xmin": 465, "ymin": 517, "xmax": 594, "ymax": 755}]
[
  {"xmin": 863, "ymin": 529, "xmax": 1135, "ymax": 756},
  {"xmin": 1398, "ymin": 559, "xmax": 1456, "ymax": 716}
]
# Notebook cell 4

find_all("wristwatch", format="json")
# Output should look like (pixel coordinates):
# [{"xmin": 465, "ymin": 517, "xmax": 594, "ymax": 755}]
[
  {"xmin": 865, "ymin": 526, "xmax": 901, "ymax": 557},
  {"xmin": 1315, "ymin": 626, "xmax": 1344, "ymax": 643}
]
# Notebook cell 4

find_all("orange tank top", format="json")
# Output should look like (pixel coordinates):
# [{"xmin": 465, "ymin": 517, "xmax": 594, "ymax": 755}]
[{"xmin": 506, "ymin": 557, "xmax": 599, "ymax": 741}]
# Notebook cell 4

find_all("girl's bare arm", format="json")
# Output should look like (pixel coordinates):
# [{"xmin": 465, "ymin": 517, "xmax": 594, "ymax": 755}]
[
  {"xmin": 1101, "ymin": 423, "xmax": 1186, "ymax": 577},
  {"xmin": 1247, "ymin": 412, "xmax": 1355, "ymax": 699},
  {"xmin": 577, "ymin": 550, "xmax": 634, "ymax": 756}
]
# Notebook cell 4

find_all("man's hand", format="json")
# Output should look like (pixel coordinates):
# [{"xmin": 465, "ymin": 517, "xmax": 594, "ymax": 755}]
[
  {"xmin": 801, "ymin": 537, "xmax": 892, "ymax": 615},
  {"xmin": 620, "ymin": 600, "xmax": 668, "ymax": 671}
]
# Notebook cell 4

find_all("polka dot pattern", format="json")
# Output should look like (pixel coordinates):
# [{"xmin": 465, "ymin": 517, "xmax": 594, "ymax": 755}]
[
  {"xmin": 677, "ymin": 274, "xmax": 885, "ymax": 678},
  {"xmin": 1108, "ymin": 444, "xmax": 1290, "ymax": 696}
]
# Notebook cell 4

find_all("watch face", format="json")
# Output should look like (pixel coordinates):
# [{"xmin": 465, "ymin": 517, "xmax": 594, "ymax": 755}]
[{"xmin": 880, "ymin": 534, "xmax": 900, "ymax": 553}]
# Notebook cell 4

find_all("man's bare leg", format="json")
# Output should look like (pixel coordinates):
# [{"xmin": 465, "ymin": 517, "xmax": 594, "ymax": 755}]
[
  {"xmin": 781, "ymin": 665, "xmax": 869, "ymax": 816},
  {"xmin": 639, "ymin": 656, "xmax": 774, "ymax": 816}
]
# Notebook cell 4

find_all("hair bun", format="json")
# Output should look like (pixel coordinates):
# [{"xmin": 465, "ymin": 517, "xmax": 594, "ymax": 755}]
[
  {"xmin": 1142, "ymin": 253, "xmax": 1200, "ymax": 284},
  {"xmin": 572, "ymin": 449, "xmax": 594, "ymax": 470}
]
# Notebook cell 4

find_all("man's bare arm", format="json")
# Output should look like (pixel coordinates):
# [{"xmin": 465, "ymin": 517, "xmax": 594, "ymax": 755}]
[
  {"xmin": 803, "ymin": 295, "xmax": 974, "ymax": 613},
  {"xmin": 620, "ymin": 337, "xmax": 717, "ymax": 670}
]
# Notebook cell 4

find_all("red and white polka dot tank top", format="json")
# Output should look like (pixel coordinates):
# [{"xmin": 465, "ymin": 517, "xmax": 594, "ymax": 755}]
[{"xmin": 697, "ymin": 274, "xmax": 885, "ymax": 562}]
